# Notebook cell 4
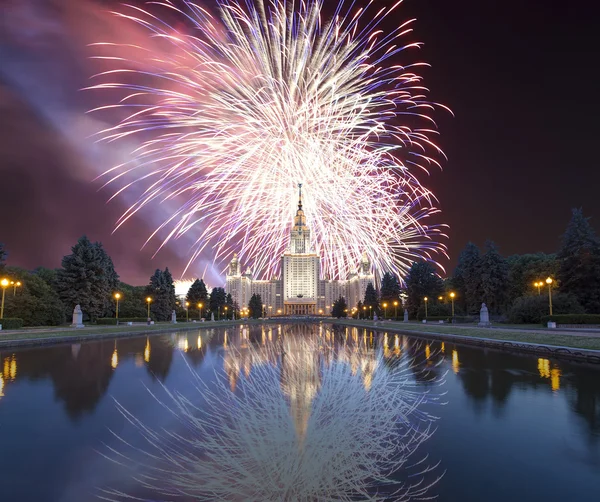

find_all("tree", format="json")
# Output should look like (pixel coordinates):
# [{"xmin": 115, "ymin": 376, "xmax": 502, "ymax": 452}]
[
  {"xmin": 146, "ymin": 268, "xmax": 177, "ymax": 321},
  {"xmin": 186, "ymin": 279, "xmax": 209, "ymax": 314},
  {"xmin": 209, "ymin": 287, "xmax": 227, "ymax": 318},
  {"xmin": 479, "ymin": 240, "xmax": 509, "ymax": 314},
  {"xmin": 404, "ymin": 261, "xmax": 444, "ymax": 318},
  {"xmin": 356, "ymin": 300, "xmax": 364, "ymax": 319},
  {"xmin": 453, "ymin": 242, "xmax": 483, "ymax": 314},
  {"xmin": 557, "ymin": 208, "xmax": 600, "ymax": 313},
  {"xmin": 0, "ymin": 242, "xmax": 7, "ymax": 274},
  {"xmin": 363, "ymin": 282, "xmax": 379, "ymax": 317},
  {"xmin": 3, "ymin": 267, "xmax": 65, "ymax": 326},
  {"xmin": 56, "ymin": 236, "xmax": 120, "ymax": 321},
  {"xmin": 248, "ymin": 293, "xmax": 263, "ymax": 319},
  {"xmin": 331, "ymin": 296, "xmax": 348, "ymax": 318},
  {"xmin": 116, "ymin": 282, "xmax": 148, "ymax": 318},
  {"xmin": 506, "ymin": 253, "xmax": 559, "ymax": 302},
  {"xmin": 379, "ymin": 272, "xmax": 401, "ymax": 304},
  {"xmin": 508, "ymin": 293, "xmax": 584, "ymax": 324}
]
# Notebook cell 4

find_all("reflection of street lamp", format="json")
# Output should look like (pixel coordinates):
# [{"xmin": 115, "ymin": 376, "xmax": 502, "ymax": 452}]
[
  {"xmin": 546, "ymin": 277, "xmax": 553, "ymax": 315},
  {"xmin": 534, "ymin": 281, "xmax": 542, "ymax": 295},
  {"xmin": 198, "ymin": 303, "xmax": 203, "ymax": 320},
  {"xmin": 393, "ymin": 300, "xmax": 398, "ymax": 319},
  {"xmin": 146, "ymin": 297, "xmax": 152, "ymax": 319},
  {"xmin": 450, "ymin": 292, "xmax": 455, "ymax": 317},
  {"xmin": 383, "ymin": 302, "xmax": 388, "ymax": 318},
  {"xmin": 0, "ymin": 278, "xmax": 9, "ymax": 320},
  {"xmin": 424, "ymin": 297, "xmax": 428, "ymax": 319},
  {"xmin": 114, "ymin": 293, "xmax": 121, "ymax": 321}
]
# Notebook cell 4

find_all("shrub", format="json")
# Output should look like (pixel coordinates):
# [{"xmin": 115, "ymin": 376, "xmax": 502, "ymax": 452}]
[
  {"xmin": 541, "ymin": 314, "xmax": 600, "ymax": 325},
  {"xmin": 97, "ymin": 318, "xmax": 118, "ymax": 325},
  {"xmin": 507, "ymin": 293, "xmax": 584, "ymax": 324},
  {"xmin": 0, "ymin": 318, "xmax": 24, "ymax": 330}
]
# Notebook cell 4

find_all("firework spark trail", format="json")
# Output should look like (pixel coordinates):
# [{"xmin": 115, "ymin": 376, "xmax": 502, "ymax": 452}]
[
  {"xmin": 98, "ymin": 324, "xmax": 444, "ymax": 501},
  {"xmin": 88, "ymin": 0, "xmax": 450, "ymax": 280}
]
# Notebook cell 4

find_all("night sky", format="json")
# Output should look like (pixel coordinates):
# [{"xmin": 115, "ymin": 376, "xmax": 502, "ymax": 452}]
[{"xmin": 0, "ymin": 0, "xmax": 599, "ymax": 285}]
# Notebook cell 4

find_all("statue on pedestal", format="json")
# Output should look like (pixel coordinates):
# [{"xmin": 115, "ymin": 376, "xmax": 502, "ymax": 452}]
[
  {"xmin": 403, "ymin": 309, "xmax": 409, "ymax": 323},
  {"xmin": 171, "ymin": 310, "xmax": 177, "ymax": 324},
  {"xmin": 478, "ymin": 303, "xmax": 491, "ymax": 327},
  {"xmin": 71, "ymin": 305, "xmax": 84, "ymax": 328}
]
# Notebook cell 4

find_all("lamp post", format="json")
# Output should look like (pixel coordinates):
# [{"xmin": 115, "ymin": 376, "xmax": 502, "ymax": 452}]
[
  {"xmin": 0, "ymin": 278, "xmax": 9, "ymax": 320},
  {"xmin": 146, "ymin": 297, "xmax": 152, "ymax": 320},
  {"xmin": 369, "ymin": 305, "xmax": 372, "ymax": 319},
  {"xmin": 269, "ymin": 306, "xmax": 272, "ymax": 318},
  {"xmin": 198, "ymin": 303, "xmax": 203, "ymax": 320},
  {"xmin": 224, "ymin": 306, "xmax": 228, "ymax": 319},
  {"xmin": 534, "ymin": 281, "xmax": 542, "ymax": 295},
  {"xmin": 11, "ymin": 281, "xmax": 21, "ymax": 296},
  {"xmin": 114, "ymin": 293, "xmax": 121, "ymax": 321},
  {"xmin": 424, "ymin": 297, "xmax": 428, "ymax": 319},
  {"xmin": 363, "ymin": 306, "xmax": 366, "ymax": 319},
  {"xmin": 383, "ymin": 302, "xmax": 388, "ymax": 318},
  {"xmin": 262, "ymin": 304, "xmax": 266, "ymax": 318},
  {"xmin": 438, "ymin": 296, "xmax": 443, "ymax": 302},
  {"xmin": 546, "ymin": 277, "xmax": 553, "ymax": 315},
  {"xmin": 394, "ymin": 300, "xmax": 398, "ymax": 319},
  {"xmin": 450, "ymin": 292, "xmax": 455, "ymax": 317},
  {"xmin": 185, "ymin": 301, "xmax": 190, "ymax": 322}
]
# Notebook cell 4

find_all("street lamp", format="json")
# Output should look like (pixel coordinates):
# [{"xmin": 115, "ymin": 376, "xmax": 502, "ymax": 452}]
[
  {"xmin": 146, "ymin": 297, "xmax": 152, "ymax": 320},
  {"xmin": 369, "ymin": 305, "xmax": 372, "ymax": 319},
  {"xmin": 185, "ymin": 301, "xmax": 190, "ymax": 322},
  {"xmin": 10, "ymin": 281, "xmax": 21, "ymax": 296},
  {"xmin": 534, "ymin": 281, "xmax": 542, "ymax": 295},
  {"xmin": 262, "ymin": 304, "xmax": 266, "ymax": 318},
  {"xmin": 438, "ymin": 296, "xmax": 443, "ymax": 301},
  {"xmin": 363, "ymin": 306, "xmax": 366, "ymax": 319},
  {"xmin": 198, "ymin": 303, "xmax": 203, "ymax": 320},
  {"xmin": 269, "ymin": 306, "xmax": 272, "ymax": 318},
  {"xmin": 383, "ymin": 302, "xmax": 388, "ymax": 318},
  {"xmin": 224, "ymin": 306, "xmax": 228, "ymax": 319},
  {"xmin": 424, "ymin": 297, "xmax": 428, "ymax": 319},
  {"xmin": 449, "ymin": 292, "xmax": 455, "ymax": 317},
  {"xmin": 114, "ymin": 293, "xmax": 121, "ymax": 321},
  {"xmin": 546, "ymin": 277, "xmax": 553, "ymax": 315},
  {"xmin": 0, "ymin": 278, "xmax": 9, "ymax": 320},
  {"xmin": 393, "ymin": 300, "xmax": 398, "ymax": 319}
]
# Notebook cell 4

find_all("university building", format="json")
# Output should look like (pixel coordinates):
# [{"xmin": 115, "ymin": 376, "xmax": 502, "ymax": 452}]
[{"xmin": 225, "ymin": 185, "xmax": 375, "ymax": 315}]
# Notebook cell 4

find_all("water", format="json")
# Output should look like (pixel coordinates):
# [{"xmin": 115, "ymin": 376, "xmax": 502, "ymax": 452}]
[{"xmin": 0, "ymin": 323, "xmax": 598, "ymax": 501}]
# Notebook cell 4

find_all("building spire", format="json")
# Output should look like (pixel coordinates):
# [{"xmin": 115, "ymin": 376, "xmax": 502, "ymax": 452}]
[{"xmin": 298, "ymin": 183, "xmax": 303, "ymax": 211}]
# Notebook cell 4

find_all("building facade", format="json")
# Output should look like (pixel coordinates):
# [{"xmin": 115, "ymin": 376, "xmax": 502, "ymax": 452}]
[{"xmin": 226, "ymin": 185, "xmax": 375, "ymax": 315}]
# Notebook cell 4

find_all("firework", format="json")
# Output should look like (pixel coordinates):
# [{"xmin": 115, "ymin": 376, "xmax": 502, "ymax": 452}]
[
  {"xmin": 88, "ymin": 0, "xmax": 449, "ymax": 280},
  {"xmin": 99, "ymin": 324, "xmax": 443, "ymax": 500}
]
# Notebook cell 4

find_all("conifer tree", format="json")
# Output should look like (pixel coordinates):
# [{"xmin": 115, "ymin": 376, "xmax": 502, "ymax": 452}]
[
  {"xmin": 479, "ymin": 240, "xmax": 509, "ymax": 314},
  {"xmin": 363, "ymin": 282, "xmax": 379, "ymax": 317},
  {"xmin": 379, "ymin": 272, "xmax": 401, "ymax": 304},
  {"xmin": 209, "ymin": 287, "xmax": 227, "ymax": 317},
  {"xmin": 248, "ymin": 293, "xmax": 263, "ymax": 319},
  {"xmin": 146, "ymin": 268, "xmax": 177, "ymax": 321},
  {"xmin": 557, "ymin": 208, "xmax": 600, "ymax": 313},
  {"xmin": 186, "ymin": 279, "xmax": 209, "ymax": 314},
  {"xmin": 404, "ymin": 261, "xmax": 444, "ymax": 318},
  {"xmin": 453, "ymin": 242, "xmax": 483, "ymax": 314},
  {"xmin": 0, "ymin": 242, "xmax": 7, "ymax": 274},
  {"xmin": 56, "ymin": 236, "xmax": 120, "ymax": 321},
  {"xmin": 331, "ymin": 296, "xmax": 348, "ymax": 318}
]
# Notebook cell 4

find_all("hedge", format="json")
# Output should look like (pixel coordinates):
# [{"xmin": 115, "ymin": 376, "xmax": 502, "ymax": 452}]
[
  {"xmin": 96, "ymin": 318, "xmax": 118, "ymax": 325},
  {"xmin": 422, "ymin": 316, "xmax": 476, "ymax": 324},
  {"xmin": 0, "ymin": 318, "xmax": 24, "ymax": 330},
  {"xmin": 541, "ymin": 314, "xmax": 600, "ymax": 325},
  {"xmin": 119, "ymin": 317, "xmax": 153, "ymax": 323}
]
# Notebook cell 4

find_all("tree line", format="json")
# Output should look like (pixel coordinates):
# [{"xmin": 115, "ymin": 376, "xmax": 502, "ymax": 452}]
[{"xmin": 0, "ymin": 236, "xmax": 238, "ymax": 326}]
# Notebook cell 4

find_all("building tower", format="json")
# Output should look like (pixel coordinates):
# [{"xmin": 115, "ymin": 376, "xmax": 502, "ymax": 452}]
[{"xmin": 281, "ymin": 184, "xmax": 320, "ymax": 315}]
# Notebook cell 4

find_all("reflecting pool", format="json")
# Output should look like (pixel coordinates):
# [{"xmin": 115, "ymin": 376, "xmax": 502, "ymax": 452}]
[{"xmin": 0, "ymin": 323, "xmax": 598, "ymax": 501}]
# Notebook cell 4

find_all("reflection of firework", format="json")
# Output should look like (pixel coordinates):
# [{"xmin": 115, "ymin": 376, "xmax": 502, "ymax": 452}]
[
  {"xmin": 89, "ymin": 0, "xmax": 449, "ymax": 280},
  {"xmin": 101, "ymin": 324, "xmax": 443, "ymax": 501}
]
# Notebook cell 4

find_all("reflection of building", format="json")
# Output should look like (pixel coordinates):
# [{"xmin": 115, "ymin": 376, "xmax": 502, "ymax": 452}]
[{"xmin": 226, "ymin": 185, "xmax": 375, "ymax": 313}]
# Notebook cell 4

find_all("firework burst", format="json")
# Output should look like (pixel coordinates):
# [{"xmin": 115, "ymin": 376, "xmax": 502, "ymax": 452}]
[{"xmin": 88, "ymin": 0, "xmax": 450, "ymax": 280}]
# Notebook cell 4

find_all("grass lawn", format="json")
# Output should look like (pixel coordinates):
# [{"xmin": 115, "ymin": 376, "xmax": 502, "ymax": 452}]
[{"xmin": 333, "ymin": 319, "xmax": 600, "ymax": 351}]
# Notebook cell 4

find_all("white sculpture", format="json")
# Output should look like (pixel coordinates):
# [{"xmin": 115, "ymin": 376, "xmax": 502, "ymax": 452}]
[
  {"xmin": 478, "ymin": 303, "xmax": 491, "ymax": 327},
  {"xmin": 403, "ymin": 309, "xmax": 409, "ymax": 322},
  {"xmin": 71, "ymin": 305, "xmax": 84, "ymax": 328},
  {"xmin": 171, "ymin": 310, "xmax": 177, "ymax": 324}
]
